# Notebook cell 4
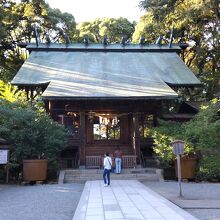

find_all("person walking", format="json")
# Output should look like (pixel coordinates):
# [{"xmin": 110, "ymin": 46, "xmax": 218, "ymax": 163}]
[
  {"xmin": 103, "ymin": 152, "xmax": 112, "ymax": 186},
  {"xmin": 114, "ymin": 146, "xmax": 122, "ymax": 174}
]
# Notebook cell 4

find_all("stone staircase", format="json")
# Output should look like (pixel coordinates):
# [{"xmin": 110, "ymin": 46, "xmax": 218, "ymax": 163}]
[{"xmin": 59, "ymin": 167, "xmax": 163, "ymax": 184}]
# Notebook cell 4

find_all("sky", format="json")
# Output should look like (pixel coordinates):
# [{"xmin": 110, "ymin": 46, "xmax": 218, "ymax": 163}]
[{"xmin": 46, "ymin": 0, "xmax": 144, "ymax": 23}]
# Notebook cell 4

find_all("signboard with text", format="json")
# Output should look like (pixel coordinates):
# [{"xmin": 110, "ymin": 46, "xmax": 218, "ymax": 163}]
[
  {"xmin": 0, "ymin": 150, "xmax": 9, "ymax": 164},
  {"xmin": 172, "ymin": 140, "xmax": 184, "ymax": 155}
]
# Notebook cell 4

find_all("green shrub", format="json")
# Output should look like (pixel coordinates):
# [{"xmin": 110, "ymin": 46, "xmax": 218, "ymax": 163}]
[
  {"xmin": 197, "ymin": 155, "xmax": 220, "ymax": 180},
  {"xmin": 0, "ymin": 101, "xmax": 67, "ymax": 167},
  {"xmin": 0, "ymin": 82, "xmax": 68, "ymax": 181},
  {"xmin": 152, "ymin": 99, "xmax": 220, "ymax": 174},
  {"xmin": 152, "ymin": 120, "xmax": 194, "ymax": 168},
  {"xmin": 184, "ymin": 99, "xmax": 220, "ymax": 155}
]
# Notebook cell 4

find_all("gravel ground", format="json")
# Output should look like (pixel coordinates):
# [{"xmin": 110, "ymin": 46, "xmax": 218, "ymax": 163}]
[
  {"xmin": 0, "ymin": 183, "xmax": 84, "ymax": 220},
  {"xmin": 142, "ymin": 181, "xmax": 220, "ymax": 220}
]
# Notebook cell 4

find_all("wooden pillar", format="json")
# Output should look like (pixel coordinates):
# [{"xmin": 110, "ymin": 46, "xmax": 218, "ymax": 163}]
[
  {"xmin": 133, "ymin": 113, "xmax": 141, "ymax": 164},
  {"xmin": 79, "ymin": 111, "xmax": 86, "ymax": 166},
  {"xmin": 154, "ymin": 100, "xmax": 162, "ymax": 127},
  {"xmin": 48, "ymin": 100, "xmax": 54, "ymax": 119},
  {"xmin": 25, "ymin": 87, "xmax": 29, "ymax": 100},
  {"xmin": 44, "ymin": 100, "xmax": 50, "ymax": 113},
  {"xmin": 30, "ymin": 88, "xmax": 34, "ymax": 105}
]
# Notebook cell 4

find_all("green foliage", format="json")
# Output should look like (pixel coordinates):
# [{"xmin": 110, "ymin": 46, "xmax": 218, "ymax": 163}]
[
  {"xmin": 75, "ymin": 17, "xmax": 135, "ymax": 43},
  {"xmin": 0, "ymin": 101, "xmax": 67, "ymax": 166},
  {"xmin": 44, "ymin": 7, "xmax": 76, "ymax": 43},
  {"xmin": 0, "ymin": 80, "xmax": 26, "ymax": 102},
  {"xmin": 152, "ymin": 99, "xmax": 220, "ymax": 176},
  {"xmin": 197, "ymin": 155, "xmax": 220, "ymax": 180},
  {"xmin": 0, "ymin": 0, "xmax": 76, "ymax": 81},
  {"xmin": 152, "ymin": 120, "xmax": 194, "ymax": 167},
  {"xmin": 184, "ymin": 99, "xmax": 220, "ymax": 154},
  {"xmin": 135, "ymin": 0, "xmax": 220, "ymax": 99}
]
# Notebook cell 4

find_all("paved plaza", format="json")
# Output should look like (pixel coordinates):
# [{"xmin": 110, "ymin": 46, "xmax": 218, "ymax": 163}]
[
  {"xmin": 143, "ymin": 181, "xmax": 220, "ymax": 220},
  {"xmin": 73, "ymin": 180, "xmax": 198, "ymax": 220}
]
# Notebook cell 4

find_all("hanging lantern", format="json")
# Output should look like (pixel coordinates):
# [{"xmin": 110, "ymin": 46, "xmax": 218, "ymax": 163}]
[
  {"xmin": 104, "ymin": 117, "xmax": 108, "ymax": 125},
  {"xmin": 108, "ymin": 118, "xmax": 111, "ymax": 126},
  {"xmin": 112, "ymin": 117, "xmax": 117, "ymax": 126},
  {"xmin": 99, "ymin": 116, "xmax": 102, "ymax": 124}
]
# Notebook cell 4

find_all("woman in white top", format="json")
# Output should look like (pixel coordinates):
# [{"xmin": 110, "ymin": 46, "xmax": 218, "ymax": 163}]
[{"xmin": 103, "ymin": 152, "xmax": 112, "ymax": 186}]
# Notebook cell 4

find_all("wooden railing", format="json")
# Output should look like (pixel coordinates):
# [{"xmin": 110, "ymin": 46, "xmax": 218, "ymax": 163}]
[
  {"xmin": 122, "ymin": 155, "xmax": 137, "ymax": 168},
  {"xmin": 86, "ymin": 156, "xmax": 102, "ymax": 168},
  {"xmin": 85, "ymin": 155, "xmax": 137, "ymax": 169}
]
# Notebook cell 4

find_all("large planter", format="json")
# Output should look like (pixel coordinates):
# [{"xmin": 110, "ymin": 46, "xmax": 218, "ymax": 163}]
[
  {"xmin": 23, "ymin": 159, "xmax": 48, "ymax": 181},
  {"xmin": 175, "ymin": 157, "xmax": 197, "ymax": 179}
]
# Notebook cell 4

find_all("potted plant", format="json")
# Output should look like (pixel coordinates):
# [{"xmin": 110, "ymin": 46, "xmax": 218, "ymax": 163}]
[
  {"xmin": 22, "ymin": 158, "xmax": 48, "ymax": 181},
  {"xmin": 152, "ymin": 130, "xmax": 177, "ymax": 180},
  {"xmin": 173, "ymin": 144, "xmax": 197, "ymax": 179},
  {"xmin": 0, "ymin": 101, "xmax": 67, "ymax": 181}
]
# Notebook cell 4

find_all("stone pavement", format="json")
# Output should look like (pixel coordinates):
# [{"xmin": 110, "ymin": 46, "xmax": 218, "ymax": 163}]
[
  {"xmin": 72, "ymin": 180, "xmax": 199, "ymax": 220},
  {"xmin": 172, "ymin": 199, "xmax": 220, "ymax": 209},
  {"xmin": 142, "ymin": 181, "xmax": 220, "ymax": 220}
]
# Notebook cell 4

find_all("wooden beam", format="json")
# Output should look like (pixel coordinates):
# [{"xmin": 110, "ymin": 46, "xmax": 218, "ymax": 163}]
[
  {"xmin": 79, "ymin": 111, "xmax": 86, "ymax": 165},
  {"xmin": 132, "ymin": 113, "xmax": 141, "ymax": 164}
]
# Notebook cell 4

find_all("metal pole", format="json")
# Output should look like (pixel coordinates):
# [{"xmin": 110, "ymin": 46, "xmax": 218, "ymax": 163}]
[
  {"xmin": 6, "ymin": 166, "xmax": 9, "ymax": 184},
  {"xmin": 177, "ymin": 155, "xmax": 183, "ymax": 197},
  {"xmin": 6, "ymin": 150, "xmax": 10, "ymax": 184}
]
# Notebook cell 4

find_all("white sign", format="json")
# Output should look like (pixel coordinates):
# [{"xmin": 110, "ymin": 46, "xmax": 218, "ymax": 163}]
[
  {"xmin": 172, "ymin": 140, "xmax": 184, "ymax": 155},
  {"xmin": 0, "ymin": 150, "xmax": 9, "ymax": 164}
]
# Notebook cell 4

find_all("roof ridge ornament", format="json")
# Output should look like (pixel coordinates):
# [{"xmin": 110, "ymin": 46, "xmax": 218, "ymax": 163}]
[
  {"xmin": 139, "ymin": 36, "xmax": 145, "ymax": 46},
  {"xmin": 45, "ymin": 32, "xmax": 51, "ymax": 46},
  {"xmin": 169, "ymin": 28, "xmax": 174, "ymax": 48},
  {"xmin": 83, "ymin": 36, "xmax": 89, "ymax": 46},
  {"xmin": 103, "ymin": 35, "xmax": 108, "ymax": 46},
  {"xmin": 64, "ymin": 33, "xmax": 70, "ymax": 46},
  {"xmin": 121, "ymin": 36, "xmax": 127, "ymax": 46},
  {"xmin": 31, "ymin": 23, "xmax": 40, "ymax": 47},
  {"xmin": 155, "ymin": 35, "xmax": 163, "ymax": 46},
  {"xmin": 59, "ymin": 29, "xmax": 71, "ymax": 46}
]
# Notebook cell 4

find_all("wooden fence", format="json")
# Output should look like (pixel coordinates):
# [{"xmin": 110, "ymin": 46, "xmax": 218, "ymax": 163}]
[{"xmin": 85, "ymin": 155, "xmax": 137, "ymax": 169}]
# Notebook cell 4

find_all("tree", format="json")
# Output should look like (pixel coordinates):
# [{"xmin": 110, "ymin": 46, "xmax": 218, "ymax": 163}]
[
  {"xmin": 76, "ymin": 17, "xmax": 135, "ymax": 43},
  {"xmin": 0, "ymin": 0, "xmax": 77, "ymax": 82},
  {"xmin": 43, "ymin": 7, "xmax": 76, "ymax": 43},
  {"xmin": 184, "ymin": 99, "xmax": 220, "ymax": 155},
  {"xmin": 0, "ymin": 80, "xmax": 26, "ymax": 102}
]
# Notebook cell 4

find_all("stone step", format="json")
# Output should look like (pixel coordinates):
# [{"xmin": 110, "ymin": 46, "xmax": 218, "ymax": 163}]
[
  {"xmin": 65, "ymin": 172, "xmax": 157, "ymax": 178},
  {"xmin": 60, "ymin": 167, "xmax": 163, "ymax": 184},
  {"xmin": 65, "ymin": 174, "xmax": 159, "ymax": 180},
  {"xmin": 64, "ymin": 174, "xmax": 159, "ymax": 183},
  {"xmin": 64, "ymin": 168, "xmax": 157, "ymax": 175}
]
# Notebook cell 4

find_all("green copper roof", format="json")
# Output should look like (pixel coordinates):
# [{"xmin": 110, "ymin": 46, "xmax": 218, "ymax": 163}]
[{"xmin": 12, "ymin": 49, "xmax": 200, "ymax": 100}]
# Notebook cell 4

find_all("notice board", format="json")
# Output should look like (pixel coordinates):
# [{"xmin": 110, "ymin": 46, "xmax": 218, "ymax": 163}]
[{"xmin": 0, "ymin": 150, "xmax": 9, "ymax": 164}]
